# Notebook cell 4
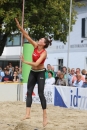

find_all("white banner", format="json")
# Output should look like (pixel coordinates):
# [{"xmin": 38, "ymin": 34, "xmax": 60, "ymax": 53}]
[
  {"xmin": 54, "ymin": 86, "xmax": 87, "ymax": 110},
  {"xmin": 23, "ymin": 83, "xmax": 54, "ymax": 104}
]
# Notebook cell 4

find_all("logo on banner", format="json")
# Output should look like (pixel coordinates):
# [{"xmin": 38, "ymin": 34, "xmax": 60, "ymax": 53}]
[
  {"xmin": 54, "ymin": 87, "xmax": 67, "ymax": 107},
  {"xmin": 44, "ymin": 91, "xmax": 53, "ymax": 103},
  {"xmin": 70, "ymin": 88, "xmax": 87, "ymax": 109},
  {"xmin": 70, "ymin": 88, "xmax": 81, "ymax": 107}
]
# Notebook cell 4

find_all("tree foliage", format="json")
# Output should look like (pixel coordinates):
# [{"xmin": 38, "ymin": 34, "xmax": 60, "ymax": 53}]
[{"xmin": 0, "ymin": 0, "xmax": 83, "ymax": 55}]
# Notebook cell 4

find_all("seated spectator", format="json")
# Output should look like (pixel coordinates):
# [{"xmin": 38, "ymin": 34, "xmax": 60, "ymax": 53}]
[
  {"xmin": 82, "ymin": 76, "xmax": 87, "ymax": 88},
  {"xmin": 73, "ymin": 74, "xmax": 83, "ymax": 87},
  {"xmin": 45, "ymin": 71, "xmax": 55, "ymax": 85},
  {"xmin": 13, "ymin": 71, "xmax": 19, "ymax": 83},
  {"xmin": 2, "ymin": 69, "xmax": 13, "ymax": 83},
  {"xmin": 56, "ymin": 72, "xmax": 66, "ymax": 86}
]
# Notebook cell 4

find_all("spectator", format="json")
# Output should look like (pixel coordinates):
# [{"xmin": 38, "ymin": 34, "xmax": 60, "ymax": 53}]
[
  {"xmin": 45, "ymin": 71, "xmax": 55, "ymax": 85},
  {"xmin": 45, "ymin": 64, "xmax": 54, "ymax": 79},
  {"xmin": 82, "ymin": 76, "xmax": 87, "ymax": 88},
  {"xmin": 14, "ymin": 66, "xmax": 19, "ymax": 73},
  {"xmin": 18, "ymin": 68, "xmax": 23, "ymax": 82},
  {"xmin": 73, "ymin": 74, "xmax": 83, "ymax": 87},
  {"xmin": 10, "ymin": 67, "xmax": 15, "ymax": 76},
  {"xmin": 72, "ymin": 68, "xmax": 85, "ymax": 83},
  {"xmin": 55, "ymin": 70, "xmax": 61, "ymax": 84},
  {"xmin": 81, "ymin": 69, "xmax": 86, "ymax": 78},
  {"xmin": 13, "ymin": 71, "xmax": 19, "ymax": 82},
  {"xmin": 51, "ymin": 66, "xmax": 56, "ymax": 77},
  {"xmin": 6, "ymin": 65, "xmax": 9, "ymax": 70},
  {"xmin": 56, "ymin": 72, "xmax": 66, "ymax": 86},
  {"xmin": 68, "ymin": 68, "xmax": 75, "ymax": 86},
  {"xmin": 9, "ymin": 63, "xmax": 13, "ymax": 76},
  {"xmin": 47, "ymin": 64, "xmax": 51, "ymax": 71},
  {"xmin": 2, "ymin": 69, "xmax": 13, "ymax": 83},
  {"xmin": 0, "ymin": 67, "xmax": 5, "ymax": 82},
  {"xmin": 62, "ymin": 66, "xmax": 67, "ymax": 79}
]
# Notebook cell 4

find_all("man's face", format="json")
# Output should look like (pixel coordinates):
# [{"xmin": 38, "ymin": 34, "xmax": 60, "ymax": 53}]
[
  {"xmin": 76, "ymin": 69, "xmax": 80, "ymax": 74},
  {"xmin": 9, "ymin": 63, "xmax": 12, "ymax": 67},
  {"xmin": 5, "ymin": 70, "xmax": 9, "ymax": 75},
  {"xmin": 71, "ymin": 69, "xmax": 75, "ymax": 75},
  {"xmin": 47, "ymin": 65, "xmax": 51, "ymax": 70},
  {"xmin": 57, "ymin": 71, "xmax": 61, "ymax": 76},
  {"xmin": 63, "ymin": 67, "xmax": 66, "ymax": 73}
]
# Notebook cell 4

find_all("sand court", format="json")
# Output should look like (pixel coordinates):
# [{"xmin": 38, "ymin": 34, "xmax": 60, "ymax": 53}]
[{"xmin": 0, "ymin": 101, "xmax": 87, "ymax": 130}]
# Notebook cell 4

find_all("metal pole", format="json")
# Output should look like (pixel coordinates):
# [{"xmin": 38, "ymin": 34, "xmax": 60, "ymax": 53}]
[
  {"xmin": 20, "ymin": 0, "xmax": 25, "ymax": 68},
  {"xmin": 66, "ymin": 0, "xmax": 72, "ymax": 86}
]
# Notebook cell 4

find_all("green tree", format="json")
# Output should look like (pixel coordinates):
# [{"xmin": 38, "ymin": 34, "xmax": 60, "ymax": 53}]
[{"xmin": 0, "ymin": 0, "xmax": 83, "ymax": 55}]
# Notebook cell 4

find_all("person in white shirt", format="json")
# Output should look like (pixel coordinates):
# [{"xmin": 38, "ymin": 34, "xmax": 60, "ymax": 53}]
[
  {"xmin": 45, "ymin": 71, "xmax": 55, "ymax": 85},
  {"xmin": 73, "ymin": 74, "xmax": 83, "ymax": 87}
]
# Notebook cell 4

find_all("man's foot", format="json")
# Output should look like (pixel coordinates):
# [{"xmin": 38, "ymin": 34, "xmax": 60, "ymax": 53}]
[
  {"xmin": 21, "ymin": 115, "xmax": 30, "ymax": 121},
  {"xmin": 43, "ymin": 116, "xmax": 48, "ymax": 127}
]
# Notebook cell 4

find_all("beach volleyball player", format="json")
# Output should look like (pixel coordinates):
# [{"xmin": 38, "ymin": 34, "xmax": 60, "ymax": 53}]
[{"xmin": 15, "ymin": 18, "xmax": 52, "ymax": 127}]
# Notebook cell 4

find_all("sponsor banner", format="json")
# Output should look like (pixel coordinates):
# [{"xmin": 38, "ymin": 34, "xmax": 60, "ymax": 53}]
[
  {"xmin": 23, "ymin": 83, "xmax": 54, "ymax": 105},
  {"xmin": 54, "ymin": 86, "xmax": 87, "ymax": 110}
]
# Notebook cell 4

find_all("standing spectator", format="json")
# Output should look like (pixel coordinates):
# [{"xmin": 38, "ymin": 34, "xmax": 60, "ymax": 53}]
[
  {"xmin": 45, "ymin": 64, "xmax": 51, "ymax": 79},
  {"xmin": 55, "ymin": 70, "xmax": 61, "ymax": 84},
  {"xmin": 62, "ymin": 66, "xmax": 71, "ymax": 85},
  {"xmin": 2, "ymin": 69, "xmax": 13, "ymax": 83},
  {"xmin": 51, "ymin": 66, "xmax": 56, "ymax": 77},
  {"xmin": 56, "ymin": 72, "xmax": 66, "ymax": 86},
  {"xmin": 0, "ymin": 67, "xmax": 5, "ymax": 82},
  {"xmin": 73, "ymin": 74, "xmax": 83, "ymax": 87},
  {"xmin": 62, "ymin": 66, "xmax": 67, "ymax": 79},
  {"xmin": 68, "ymin": 68, "xmax": 75, "ymax": 86},
  {"xmin": 45, "ymin": 71, "xmax": 55, "ymax": 85},
  {"xmin": 47, "ymin": 64, "xmax": 51, "ymax": 71},
  {"xmin": 9, "ymin": 63, "xmax": 13, "ymax": 76}
]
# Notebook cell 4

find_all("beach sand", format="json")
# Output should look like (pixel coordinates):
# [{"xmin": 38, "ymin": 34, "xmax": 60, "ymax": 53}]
[{"xmin": 0, "ymin": 101, "xmax": 87, "ymax": 130}]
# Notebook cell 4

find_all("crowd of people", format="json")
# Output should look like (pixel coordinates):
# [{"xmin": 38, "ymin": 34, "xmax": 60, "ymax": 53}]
[
  {"xmin": 0, "ymin": 62, "xmax": 87, "ymax": 88},
  {"xmin": 0, "ymin": 63, "xmax": 22, "ymax": 83},
  {"xmin": 45, "ymin": 64, "xmax": 87, "ymax": 88}
]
